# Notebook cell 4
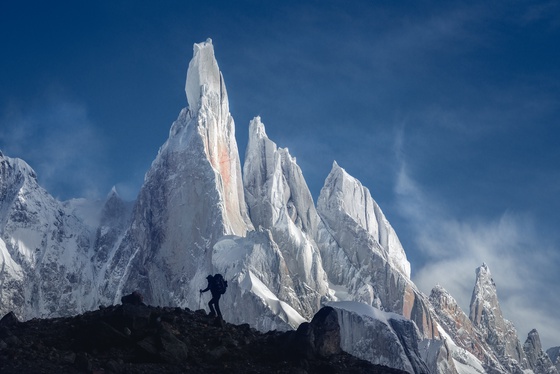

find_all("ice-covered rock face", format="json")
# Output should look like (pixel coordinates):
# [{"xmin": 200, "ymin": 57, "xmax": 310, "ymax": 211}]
[
  {"xmin": 242, "ymin": 116, "xmax": 329, "ymax": 318},
  {"xmin": 316, "ymin": 161, "xmax": 438, "ymax": 340},
  {"xmin": 211, "ymin": 231, "xmax": 306, "ymax": 331},
  {"xmin": 318, "ymin": 161, "xmax": 410, "ymax": 277},
  {"xmin": 185, "ymin": 38, "xmax": 226, "ymax": 116}
]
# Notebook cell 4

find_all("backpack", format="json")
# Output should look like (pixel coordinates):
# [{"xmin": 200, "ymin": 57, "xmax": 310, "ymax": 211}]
[{"xmin": 213, "ymin": 273, "xmax": 228, "ymax": 295}]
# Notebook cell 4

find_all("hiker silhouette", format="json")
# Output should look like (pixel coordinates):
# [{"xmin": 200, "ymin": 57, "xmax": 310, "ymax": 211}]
[{"xmin": 199, "ymin": 274, "xmax": 227, "ymax": 319}]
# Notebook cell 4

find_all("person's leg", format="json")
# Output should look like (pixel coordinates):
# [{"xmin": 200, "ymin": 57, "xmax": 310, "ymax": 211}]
[
  {"xmin": 208, "ymin": 299, "xmax": 216, "ymax": 317},
  {"xmin": 215, "ymin": 296, "xmax": 222, "ymax": 319}
]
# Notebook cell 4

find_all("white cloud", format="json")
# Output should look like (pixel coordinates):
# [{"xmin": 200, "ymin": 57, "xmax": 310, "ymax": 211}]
[{"xmin": 395, "ymin": 155, "xmax": 560, "ymax": 350}]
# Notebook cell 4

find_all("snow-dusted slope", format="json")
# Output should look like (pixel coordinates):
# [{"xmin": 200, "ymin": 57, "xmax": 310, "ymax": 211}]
[{"xmin": 0, "ymin": 152, "xmax": 99, "ymax": 318}]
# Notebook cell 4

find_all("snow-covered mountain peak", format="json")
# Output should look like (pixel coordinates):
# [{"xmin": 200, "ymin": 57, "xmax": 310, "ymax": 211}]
[
  {"xmin": 107, "ymin": 185, "xmax": 119, "ymax": 199},
  {"xmin": 0, "ymin": 152, "xmax": 38, "ymax": 183},
  {"xmin": 185, "ymin": 38, "xmax": 226, "ymax": 115},
  {"xmin": 319, "ymin": 161, "xmax": 411, "ymax": 278},
  {"xmin": 249, "ymin": 116, "xmax": 265, "ymax": 137}
]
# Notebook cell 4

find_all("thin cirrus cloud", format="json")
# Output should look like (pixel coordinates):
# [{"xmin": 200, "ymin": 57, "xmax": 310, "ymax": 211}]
[
  {"xmin": 394, "ymin": 149, "xmax": 560, "ymax": 350},
  {"xmin": 0, "ymin": 96, "xmax": 109, "ymax": 200}
]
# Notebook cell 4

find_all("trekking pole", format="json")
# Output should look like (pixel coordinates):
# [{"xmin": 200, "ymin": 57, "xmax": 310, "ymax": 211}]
[{"xmin": 199, "ymin": 292, "xmax": 202, "ymax": 310}]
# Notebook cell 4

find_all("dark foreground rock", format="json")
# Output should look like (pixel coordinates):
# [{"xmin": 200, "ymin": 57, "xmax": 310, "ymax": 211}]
[{"xmin": 0, "ymin": 305, "xmax": 406, "ymax": 374}]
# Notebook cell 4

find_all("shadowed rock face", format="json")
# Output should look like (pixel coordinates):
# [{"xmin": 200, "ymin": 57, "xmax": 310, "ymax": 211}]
[
  {"xmin": 523, "ymin": 330, "xmax": 559, "ymax": 374},
  {"xmin": 547, "ymin": 347, "xmax": 560, "ymax": 372},
  {"xmin": 0, "ymin": 305, "xmax": 406, "ymax": 374},
  {"xmin": 291, "ymin": 306, "xmax": 342, "ymax": 359}
]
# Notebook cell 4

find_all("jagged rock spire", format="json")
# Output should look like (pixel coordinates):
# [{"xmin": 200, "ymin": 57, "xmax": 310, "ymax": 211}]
[
  {"xmin": 242, "ymin": 116, "xmax": 329, "ymax": 318},
  {"xmin": 469, "ymin": 263, "xmax": 527, "ymax": 372},
  {"xmin": 185, "ymin": 38, "xmax": 227, "ymax": 116},
  {"xmin": 523, "ymin": 329, "xmax": 559, "ymax": 374}
]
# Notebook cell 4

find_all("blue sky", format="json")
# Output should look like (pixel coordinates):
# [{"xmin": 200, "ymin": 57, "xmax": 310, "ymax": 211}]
[{"xmin": 1, "ymin": 1, "xmax": 559, "ymax": 349}]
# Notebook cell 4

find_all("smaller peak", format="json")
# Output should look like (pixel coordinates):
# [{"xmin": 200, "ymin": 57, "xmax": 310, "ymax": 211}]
[
  {"xmin": 107, "ymin": 186, "xmax": 120, "ymax": 199},
  {"xmin": 431, "ymin": 284, "xmax": 447, "ymax": 294},
  {"xmin": 476, "ymin": 263, "xmax": 491, "ymax": 275},
  {"xmin": 193, "ymin": 38, "xmax": 213, "ymax": 53},
  {"xmin": 528, "ymin": 328, "xmax": 539, "ymax": 337},
  {"xmin": 249, "ymin": 116, "xmax": 266, "ymax": 137},
  {"xmin": 430, "ymin": 284, "xmax": 457, "ymax": 306},
  {"xmin": 525, "ymin": 328, "xmax": 543, "ymax": 351},
  {"xmin": 330, "ymin": 161, "xmax": 346, "ymax": 176},
  {"xmin": 185, "ymin": 38, "xmax": 222, "ymax": 114}
]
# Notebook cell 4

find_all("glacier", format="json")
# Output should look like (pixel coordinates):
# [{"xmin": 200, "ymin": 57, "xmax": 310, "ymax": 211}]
[{"xmin": 1, "ymin": 40, "xmax": 559, "ymax": 374}]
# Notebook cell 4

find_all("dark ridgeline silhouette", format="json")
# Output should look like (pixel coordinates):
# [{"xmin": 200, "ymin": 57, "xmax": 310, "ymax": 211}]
[
  {"xmin": 121, "ymin": 290, "xmax": 145, "ymax": 306},
  {"xmin": 200, "ymin": 274, "xmax": 227, "ymax": 319}
]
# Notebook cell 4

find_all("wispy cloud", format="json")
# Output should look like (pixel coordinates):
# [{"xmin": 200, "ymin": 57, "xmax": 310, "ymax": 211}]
[
  {"xmin": 395, "ymin": 144, "xmax": 560, "ymax": 350},
  {"xmin": 0, "ymin": 95, "xmax": 109, "ymax": 200}
]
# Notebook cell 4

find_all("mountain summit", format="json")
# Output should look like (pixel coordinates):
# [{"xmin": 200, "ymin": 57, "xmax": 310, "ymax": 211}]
[{"xmin": 0, "ymin": 40, "xmax": 557, "ymax": 374}]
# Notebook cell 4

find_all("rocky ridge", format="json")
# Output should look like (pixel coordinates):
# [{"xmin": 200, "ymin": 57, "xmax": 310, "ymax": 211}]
[{"xmin": 0, "ymin": 300, "xmax": 404, "ymax": 374}]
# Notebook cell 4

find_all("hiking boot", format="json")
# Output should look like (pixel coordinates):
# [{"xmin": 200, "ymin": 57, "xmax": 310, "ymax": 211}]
[{"xmin": 208, "ymin": 312, "xmax": 216, "ymax": 318}]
